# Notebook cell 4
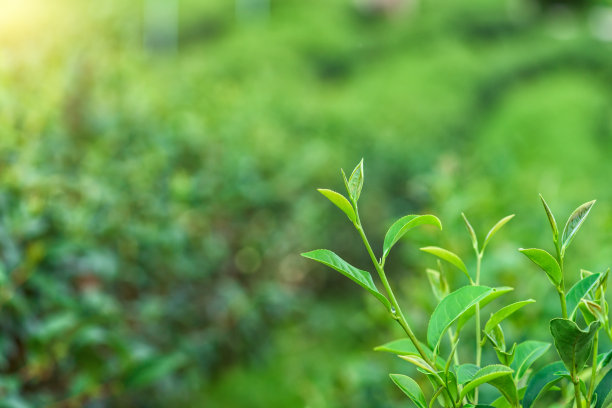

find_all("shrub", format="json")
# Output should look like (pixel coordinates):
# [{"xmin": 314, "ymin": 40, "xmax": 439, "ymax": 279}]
[{"xmin": 302, "ymin": 160, "xmax": 611, "ymax": 408}]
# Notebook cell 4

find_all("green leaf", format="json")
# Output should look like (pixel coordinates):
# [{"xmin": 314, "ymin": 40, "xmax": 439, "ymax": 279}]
[
  {"xmin": 399, "ymin": 355, "xmax": 437, "ymax": 374},
  {"xmin": 425, "ymin": 268, "xmax": 448, "ymax": 301},
  {"xmin": 482, "ymin": 215, "xmax": 515, "ymax": 252},
  {"xmin": 561, "ymin": 199, "xmax": 596, "ymax": 254},
  {"xmin": 461, "ymin": 213, "xmax": 478, "ymax": 251},
  {"xmin": 346, "ymin": 159, "xmax": 364, "ymax": 202},
  {"xmin": 518, "ymin": 248, "xmax": 562, "ymax": 286},
  {"xmin": 374, "ymin": 339, "xmax": 442, "ymax": 367},
  {"xmin": 455, "ymin": 364, "xmax": 480, "ymax": 384},
  {"xmin": 427, "ymin": 286, "xmax": 492, "ymax": 350},
  {"xmin": 594, "ymin": 368, "xmax": 612, "ymax": 408},
  {"xmin": 389, "ymin": 374, "xmax": 427, "ymax": 408},
  {"xmin": 420, "ymin": 246, "xmax": 471, "ymax": 282},
  {"xmin": 539, "ymin": 194, "xmax": 559, "ymax": 241},
  {"xmin": 549, "ymin": 318, "xmax": 600, "ymax": 374},
  {"xmin": 510, "ymin": 340, "xmax": 551, "ymax": 380},
  {"xmin": 301, "ymin": 249, "xmax": 391, "ymax": 310},
  {"xmin": 456, "ymin": 287, "xmax": 514, "ymax": 333},
  {"xmin": 523, "ymin": 361, "xmax": 568, "ymax": 408},
  {"xmin": 484, "ymin": 300, "xmax": 536, "ymax": 334},
  {"xmin": 492, "ymin": 387, "xmax": 526, "ymax": 408},
  {"xmin": 383, "ymin": 215, "xmax": 442, "ymax": 260},
  {"xmin": 317, "ymin": 189, "xmax": 356, "ymax": 223},
  {"xmin": 459, "ymin": 365, "xmax": 517, "ymax": 405},
  {"xmin": 565, "ymin": 273, "xmax": 602, "ymax": 320}
]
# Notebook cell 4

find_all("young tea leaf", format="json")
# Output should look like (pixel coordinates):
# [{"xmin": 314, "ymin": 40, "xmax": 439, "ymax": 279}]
[
  {"xmin": 510, "ymin": 341, "xmax": 551, "ymax": 380},
  {"xmin": 389, "ymin": 374, "xmax": 427, "ymax": 408},
  {"xmin": 456, "ymin": 287, "xmax": 514, "ymax": 333},
  {"xmin": 317, "ymin": 189, "xmax": 356, "ymax": 224},
  {"xmin": 420, "ymin": 246, "xmax": 471, "ymax": 282},
  {"xmin": 549, "ymin": 318, "xmax": 600, "ymax": 374},
  {"xmin": 522, "ymin": 361, "xmax": 568, "ymax": 408},
  {"xmin": 565, "ymin": 273, "xmax": 601, "ymax": 320},
  {"xmin": 459, "ymin": 365, "xmax": 517, "ymax": 405},
  {"xmin": 561, "ymin": 199, "xmax": 596, "ymax": 254},
  {"xmin": 482, "ymin": 215, "xmax": 515, "ymax": 253},
  {"xmin": 374, "ymin": 339, "xmax": 442, "ymax": 367},
  {"xmin": 346, "ymin": 159, "xmax": 364, "ymax": 202},
  {"xmin": 539, "ymin": 194, "xmax": 559, "ymax": 241},
  {"xmin": 461, "ymin": 212, "xmax": 478, "ymax": 252},
  {"xmin": 301, "ymin": 249, "xmax": 391, "ymax": 310},
  {"xmin": 518, "ymin": 248, "xmax": 562, "ymax": 286},
  {"xmin": 427, "ymin": 286, "xmax": 493, "ymax": 350},
  {"xmin": 483, "ymin": 299, "xmax": 536, "ymax": 334},
  {"xmin": 383, "ymin": 215, "xmax": 442, "ymax": 260}
]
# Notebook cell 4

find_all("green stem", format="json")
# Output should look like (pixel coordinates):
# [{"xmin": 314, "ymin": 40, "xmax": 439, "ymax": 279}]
[
  {"xmin": 587, "ymin": 330, "xmax": 599, "ymax": 406},
  {"xmin": 354, "ymin": 216, "xmax": 457, "ymax": 407},
  {"xmin": 555, "ymin": 244, "xmax": 568, "ymax": 319},
  {"xmin": 474, "ymin": 252, "xmax": 483, "ymax": 403},
  {"xmin": 574, "ymin": 379, "xmax": 582, "ymax": 408}
]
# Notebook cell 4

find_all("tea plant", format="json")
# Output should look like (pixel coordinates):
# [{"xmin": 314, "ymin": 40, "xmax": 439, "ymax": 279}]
[{"xmin": 301, "ymin": 160, "xmax": 611, "ymax": 408}]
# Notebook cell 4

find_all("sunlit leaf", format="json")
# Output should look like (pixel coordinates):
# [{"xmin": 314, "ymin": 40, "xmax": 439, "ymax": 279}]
[
  {"xmin": 459, "ymin": 365, "xmax": 517, "ymax": 405},
  {"xmin": 346, "ymin": 159, "xmax": 364, "ymax": 202},
  {"xmin": 456, "ymin": 287, "xmax": 514, "ymax": 333},
  {"xmin": 565, "ymin": 273, "xmax": 601, "ymax": 319},
  {"xmin": 301, "ymin": 249, "xmax": 391, "ymax": 310},
  {"xmin": 550, "ymin": 318, "xmax": 600, "ymax": 374},
  {"xmin": 539, "ymin": 194, "xmax": 558, "ymax": 241},
  {"xmin": 518, "ymin": 248, "xmax": 561, "ymax": 286},
  {"xmin": 461, "ymin": 213, "xmax": 478, "ymax": 251},
  {"xmin": 389, "ymin": 374, "xmax": 427, "ymax": 408},
  {"xmin": 420, "ymin": 246, "xmax": 471, "ymax": 282},
  {"xmin": 510, "ymin": 341, "xmax": 550, "ymax": 380},
  {"xmin": 382, "ymin": 215, "xmax": 442, "ymax": 260},
  {"xmin": 374, "ymin": 339, "xmax": 442, "ymax": 367},
  {"xmin": 482, "ymin": 215, "xmax": 515, "ymax": 252},
  {"xmin": 484, "ymin": 299, "xmax": 535, "ymax": 334},
  {"xmin": 561, "ymin": 199, "xmax": 596, "ymax": 254},
  {"xmin": 317, "ymin": 189, "xmax": 356, "ymax": 223},
  {"xmin": 427, "ymin": 286, "xmax": 492, "ymax": 350}
]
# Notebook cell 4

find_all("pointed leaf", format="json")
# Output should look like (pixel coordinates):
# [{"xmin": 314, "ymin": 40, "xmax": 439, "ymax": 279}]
[
  {"xmin": 565, "ymin": 273, "xmax": 602, "ymax": 320},
  {"xmin": 399, "ymin": 355, "xmax": 437, "ymax": 374},
  {"xmin": 518, "ymin": 248, "xmax": 562, "ymax": 286},
  {"xmin": 539, "ymin": 194, "xmax": 559, "ymax": 241},
  {"xmin": 317, "ymin": 189, "xmax": 356, "ymax": 223},
  {"xmin": 482, "ymin": 215, "xmax": 515, "ymax": 252},
  {"xmin": 389, "ymin": 374, "xmax": 427, "ymax": 408},
  {"xmin": 594, "ymin": 367, "xmax": 612, "ymax": 408},
  {"xmin": 459, "ymin": 365, "xmax": 517, "ymax": 405},
  {"xmin": 383, "ymin": 215, "xmax": 442, "ymax": 260},
  {"xmin": 426, "ymin": 269, "xmax": 448, "ymax": 301},
  {"xmin": 455, "ymin": 364, "xmax": 480, "ymax": 384},
  {"xmin": 550, "ymin": 318, "xmax": 600, "ymax": 374},
  {"xmin": 456, "ymin": 287, "xmax": 514, "ymax": 333},
  {"xmin": 420, "ymin": 246, "xmax": 471, "ymax": 282},
  {"xmin": 561, "ymin": 199, "xmax": 596, "ymax": 253},
  {"xmin": 461, "ymin": 213, "xmax": 478, "ymax": 251},
  {"xmin": 374, "ymin": 339, "xmax": 443, "ymax": 367},
  {"xmin": 484, "ymin": 300, "xmax": 536, "ymax": 334},
  {"xmin": 301, "ymin": 250, "xmax": 391, "ymax": 310},
  {"xmin": 523, "ymin": 361, "xmax": 568, "ymax": 408},
  {"xmin": 427, "ymin": 286, "xmax": 492, "ymax": 350},
  {"xmin": 346, "ymin": 159, "xmax": 364, "ymax": 202},
  {"xmin": 510, "ymin": 341, "xmax": 551, "ymax": 380}
]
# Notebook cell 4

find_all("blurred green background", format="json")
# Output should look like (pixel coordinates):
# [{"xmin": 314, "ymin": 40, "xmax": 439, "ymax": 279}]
[{"xmin": 1, "ymin": 0, "xmax": 612, "ymax": 406}]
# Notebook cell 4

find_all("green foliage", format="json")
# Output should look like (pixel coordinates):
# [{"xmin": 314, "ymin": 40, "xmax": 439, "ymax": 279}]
[{"xmin": 305, "ymin": 161, "xmax": 611, "ymax": 408}]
